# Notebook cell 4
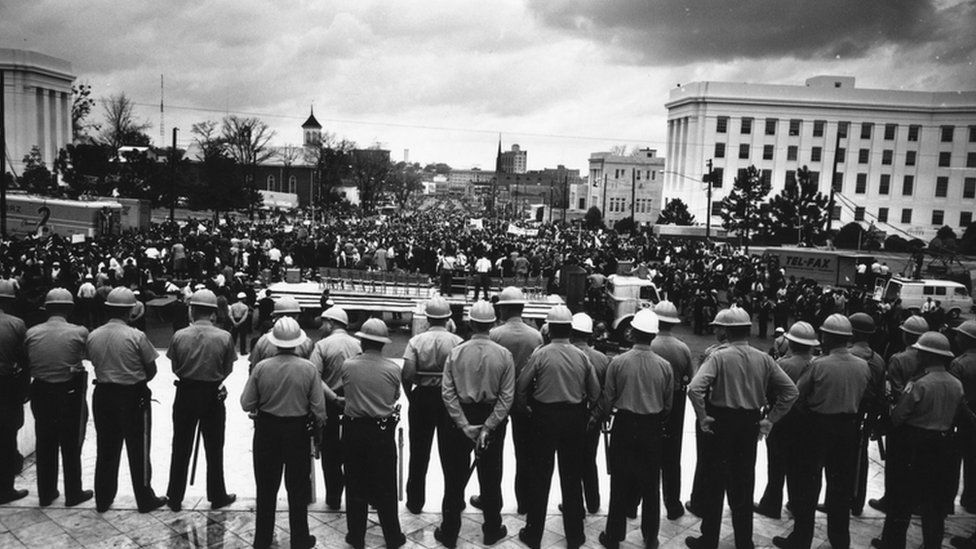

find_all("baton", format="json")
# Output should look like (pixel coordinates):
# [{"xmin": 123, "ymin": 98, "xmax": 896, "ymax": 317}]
[
  {"xmin": 142, "ymin": 400, "xmax": 151, "ymax": 487},
  {"xmin": 397, "ymin": 427, "xmax": 404, "ymax": 502},
  {"xmin": 189, "ymin": 422, "xmax": 202, "ymax": 486},
  {"xmin": 463, "ymin": 435, "xmax": 489, "ymax": 488},
  {"xmin": 877, "ymin": 437, "xmax": 886, "ymax": 461},
  {"xmin": 601, "ymin": 414, "xmax": 614, "ymax": 476}
]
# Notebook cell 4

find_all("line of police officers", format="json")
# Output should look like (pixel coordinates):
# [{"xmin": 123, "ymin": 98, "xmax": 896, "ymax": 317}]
[{"xmin": 3, "ymin": 279, "xmax": 976, "ymax": 549}]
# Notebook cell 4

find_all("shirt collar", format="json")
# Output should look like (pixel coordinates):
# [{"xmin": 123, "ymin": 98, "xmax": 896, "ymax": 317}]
[
  {"xmin": 550, "ymin": 337, "xmax": 571, "ymax": 344},
  {"xmin": 471, "ymin": 333, "xmax": 490, "ymax": 340},
  {"xmin": 47, "ymin": 315, "xmax": 68, "ymax": 323},
  {"xmin": 194, "ymin": 319, "xmax": 214, "ymax": 327},
  {"xmin": 108, "ymin": 318, "xmax": 128, "ymax": 325},
  {"xmin": 428, "ymin": 326, "xmax": 447, "ymax": 332},
  {"xmin": 632, "ymin": 343, "xmax": 652, "ymax": 351}
]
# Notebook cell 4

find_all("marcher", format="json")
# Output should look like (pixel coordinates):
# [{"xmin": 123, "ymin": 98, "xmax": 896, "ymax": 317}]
[
  {"xmin": 229, "ymin": 292, "xmax": 251, "ymax": 355},
  {"xmin": 0, "ymin": 280, "xmax": 29, "ymax": 505}
]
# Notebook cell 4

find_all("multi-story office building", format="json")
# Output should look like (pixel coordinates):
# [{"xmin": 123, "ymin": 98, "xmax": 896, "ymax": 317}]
[
  {"xmin": 587, "ymin": 148, "xmax": 665, "ymax": 225},
  {"xmin": 664, "ymin": 76, "xmax": 976, "ymax": 240},
  {"xmin": 497, "ymin": 143, "xmax": 527, "ymax": 174}
]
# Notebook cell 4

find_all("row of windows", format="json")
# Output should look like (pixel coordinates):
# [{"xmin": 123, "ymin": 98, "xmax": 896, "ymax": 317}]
[
  {"xmin": 716, "ymin": 117, "xmax": 976, "ymax": 143},
  {"xmin": 605, "ymin": 197, "xmax": 657, "ymax": 214},
  {"xmin": 610, "ymin": 168, "xmax": 658, "ymax": 180},
  {"xmin": 714, "ymin": 143, "xmax": 976, "ymax": 168},
  {"xmin": 266, "ymin": 175, "xmax": 298, "ymax": 194},
  {"xmin": 860, "ymin": 207, "xmax": 973, "ymax": 227},
  {"xmin": 844, "ymin": 174, "xmax": 975, "ymax": 199}
]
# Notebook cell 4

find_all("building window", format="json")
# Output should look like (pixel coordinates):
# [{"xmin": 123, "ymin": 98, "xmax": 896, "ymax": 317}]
[
  {"xmin": 838, "ymin": 121, "xmax": 849, "ymax": 138},
  {"xmin": 763, "ymin": 145, "xmax": 774, "ymax": 160},
  {"xmin": 761, "ymin": 169, "xmax": 772, "ymax": 186},
  {"xmin": 711, "ymin": 167, "xmax": 723, "ymax": 188},
  {"xmin": 811, "ymin": 147, "xmax": 822, "ymax": 162},
  {"xmin": 787, "ymin": 146, "xmax": 798, "ymax": 161},
  {"xmin": 899, "ymin": 175, "xmax": 910, "ymax": 196},
  {"xmin": 832, "ymin": 206, "xmax": 842, "ymax": 220},
  {"xmin": 941, "ymin": 125, "xmax": 954, "ymax": 142},
  {"xmin": 836, "ymin": 147, "xmax": 846, "ymax": 163},
  {"xmin": 968, "ymin": 152, "xmax": 976, "ymax": 168},
  {"xmin": 962, "ymin": 211, "xmax": 973, "ymax": 227},
  {"xmin": 809, "ymin": 171, "xmax": 820, "ymax": 185},
  {"xmin": 932, "ymin": 210, "xmax": 945, "ymax": 225},
  {"xmin": 858, "ymin": 149, "xmax": 869, "ymax": 164},
  {"xmin": 813, "ymin": 120, "xmax": 825, "ymax": 137},
  {"xmin": 878, "ymin": 174, "xmax": 890, "ymax": 194},
  {"xmin": 970, "ymin": 125, "xmax": 976, "ymax": 142},
  {"xmin": 833, "ymin": 172, "xmax": 843, "ymax": 192},
  {"xmin": 965, "ymin": 178, "xmax": 976, "ymax": 199},
  {"xmin": 908, "ymin": 124, "xmax": 920, "ymax": 142},
  {"xmin": 765, "ymin": 118, "xmax": 777, "ymax": 135},
  {"xmin": 737, "ymin": 168, "xmax": 749, "ymax": 182},
  {"xmin": 789, "ymin": 119, "xmax": 801, "ymax": 136},
  {"xmin": 884, "ymin": 123, "xmax": 897, "ymax": 140},
  {"xmin": 860, "ymin": 122, "xmax": 873, "ymax": 139},
  {"xmin": 266, "ymin": 175, "xmax": 276, "ymax": 191},
  {"xmin": 935, "ymin": 176, "xmax": 949, "ymax": 198},
  {"xmin": 785, "ymin": 170, "xmax": 796, "ymax": 187},
  {"xmin": 939, "ymin": 152, "xmax": 951, "ymax": 167},
  {"xmin": 878, "ymin": 207, "xmax": 889, "ymax": 223},
  {"xmin": 906, "ymin": 150, "xmax": 916, "ymax": 166},
  {"xmin": 855, "ymin": 207, "xmax": 865, "ymax": 221},
  {"xmin": 636, "ymin": 169, "xmax": 641, "ymax": 180},
  {"xmin": 882, "ymin": 150, "xmax": 893, "ymax": 165},
  {"xmin": 901, "ymin": 208, "xmax": 912, "ymax": 224},
  {"xmin": 288, "ymin": 175, "xmax": 297, "ymax": 194},
  {"xmin": 714, "ymin": 142, "xmax": 725, "ymax": 158},
  {"xmin": 717, "ymin": 116, "xmax": 728, "ymax": 133},
  {"xmin": 855, "ymin": 173, "xmax": 867, "ymax": 194},
  {"xmin": 741, "ymin": 118, "xmax": 753, "ymax": 134},
  {"xmin": 711, "ymin": 201, "xmax": 723, "ymax": 215},
  {"xmin": 739, "ymin": 144, "xmax": 750, "ymax": 159},
  {"xmin": 578, "ymin": 198, "xmax": 586, "ymax": 210}
]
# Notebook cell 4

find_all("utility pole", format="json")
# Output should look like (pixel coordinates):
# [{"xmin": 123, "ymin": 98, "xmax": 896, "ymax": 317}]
[
  {"xmin": 601, "ymin": 173, "xmax": 608, "ymax": 219},
  {"xmin": 1, "ymin": 69, "xmax": 6, "ymax": 239},
  {"xmin": 548, "ymin": 178, "xmax": 553, "ymax": 223},
  {"xmin": 826, "ymin": 124, "xmax": 843, "ymax": 233},
  {"xmin": 630, "ymin": 166, "xmax": 636, "ymax": 222},
  {"xmin": 705, "ymin": 159, "xmax": 713, "ymax": 240},
  {"xmin": 562, "ymin": 174, "xmax": 568, "ymax": 223},
  {"xmin": 170, "ymin": 127, "xmax": 178, "ymax": 223}
]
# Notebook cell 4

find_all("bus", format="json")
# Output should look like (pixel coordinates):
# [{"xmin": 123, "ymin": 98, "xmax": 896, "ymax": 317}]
[{"xmin": 3, "ymin": 194, "xmax": 122, "ymax": 239}]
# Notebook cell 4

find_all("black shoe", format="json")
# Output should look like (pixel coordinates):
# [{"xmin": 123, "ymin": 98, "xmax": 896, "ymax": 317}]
[
  {"xmin": 0, "ymin": 489, "xmax": 28, "ymax": 505},
  {"xmin": 626, "ymin": 507, "xmax": 638, "ymax": 519},
  {"xmin": 167, "ymin": 499, "xmax": 182, "ymax": 512},
  {"xmin": 666, "ymin": 503, "xmax": 684, "ymax": 520},
  {"xmin": 868, "ymin": 497, "xmax": 887, "ymax": 513},
  {"xmin": 684, "ymin": 501, "xmax": 701, "ymax": 518},
  {"xmin": 303, "ymin": 535, "xmax": 316, "ymax": 548},
  {"xmin": 469, "ymin": 495, "xmax": 483, "ymax": 510},
  {"xmin": 598, "ymin": 531, "xmax": 619, "ymax": 549},
  {"xmin": 566, "ymin": 536, "xmax": 585, "ymax": 549},
  {"xmin": 433, "ymin": 527, "xmax": 456, "ymax": 548},
  {"xmin": 771, "ymin": 536, "xmax": 793, "ymax": 548},
  {"xmin": 65, "ymin": 490, "xmax": 93, "ymax": 507},
  {"xmin": 518, "ymin": 527, "xmax": 540, "ymax": 549},
  {"xmin": 211, "ymin": 493, "xmax": 236, "ymax": 510},
  {"xmin": 96, "ymin": 501, "xmax": 111, "ymax": 513},
  {"xmin": 406, "ymin": 501, "xmax": 423, "ymax": 514},
  {"xmin": 483, "ymin": 525, "xmax": 507, "ymax": 546},
  {"xmin": 587, "ymin": 503, "xmax": 600, "ymax": 514},
  {"xmin": 345, "ymin": 533, "xmax": 364, "ymax": 549},
  {"xmin": 851, "ymin": 506, "xmax": 863, "ymax": 517},
  {"xmin": 138, "ymin": 496, "xmax": 168, "ymax": 513},
  {"xmin": 815, "ymin": 502, "xmax": 827, "ymax": 513},
  {"xmin": 753, "ymin": 502, "xmax": 781, "ymax": 520},
  {"xmin": 951, "ymin": 535, "xmax": 976, "ymax": 549},
  {"xmin": 684, "ymin": 536, "xmax": 710, "ymax": 549},
  {"xmin": 869, "ymin": 539, "xmax": 886, "ymax": 549},
  {"xmin": 39, "ymin": 490, "xmax": 60, "ymax": 507},
  {"xmin": 327, "ymin": 501, "xmax": 341, "ymax": 511},
  {"xmin": 389, "ymin": 532, "xmax": 406, "ymax": 548}
]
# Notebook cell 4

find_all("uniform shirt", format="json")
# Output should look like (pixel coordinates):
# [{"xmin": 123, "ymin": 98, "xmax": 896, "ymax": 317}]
[
  {"xmin": 490, "ymin": 317, "xmax": 543, "ymax": 377},
  {"xmin": 796, "ymin": 347, "xmax": 871, "ymax": 414},
  {"xmin": 851, "ymin": 341, "xmax": 886, "ymax": 411},
  {"xmin": 309, "ymin": 329, "xmax": 361, "ymax": 390},
  {"xmin": 950, "ymin": 350, "xmax": 976, "ymax": 402},
  {"xmin": 442, "ymin": 333, "xmax": 515, "ymax": 432},
  {"xmin": 516, "ymin": 339, "xmax": 601, "ymax": 408},
  {"xmin": 241, "ymin": 352, "xmax": 326, "ymax": 422},
  {"xmin": 0, "ymin": 310, "xmax": 26, "ymax": 377},
  {"xmin": 595, "ymin": 344, "xmax": 674, "ymax": 418},
  {"xmin": 25, "ymin": 316, "xmax": 88, "ymax": 383},
  {"xmin": 651, "ymin": 332, "xmax": 694, "ymax": 388},
  {"xmin": 87, "ymin": 318, "xmax": 159, "ymax": 385},
  {"xmin": 250, "ymin": 330, "xmax": 314, "ymax": 370},
  {"xmin": 572, "ymin": 341, "xmax": 610, "ymax": 386},
  {"xmin": 888, "ymin": 348, "xmax": 921, "ymax": 397},
  {"xmin": 402, "ymin": 326, "xmax": 463, "ymax": 388},
  {"xmin": 341, "ymin": 349, "xmax": 401, "ymax": 419},
  {"xmin": 777, "ymin": 352, "xmax": 813, "ymax": 383},
  {"xmin": 688, "ymin": 340, "xmax": 798, "ymax": 423},
  {"xmin": 892, "ymin": 366, "xmax": 964, "ymax": 431},
  {"xmin": 167, "ymin": 320, "xmax": 236, "ymax": 382}
]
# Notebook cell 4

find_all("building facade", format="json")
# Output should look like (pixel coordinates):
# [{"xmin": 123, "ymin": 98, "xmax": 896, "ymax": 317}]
[
  {"xmin": 587, "ymin": 149, "xmax": 665, "ymax": 225},
  {"xmin": 1, "ymin": 48, "xmax": 75, "ymax": 174},
  {"xmin": 664, "ymin": 76, "xmax": 976, "ymax": 240},
  {"xmin": 497, "ymin": 143, "xmax": 527, "ymax": 174}
]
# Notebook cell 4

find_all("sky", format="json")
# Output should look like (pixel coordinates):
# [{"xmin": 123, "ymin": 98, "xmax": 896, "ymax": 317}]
[{"xmin": 2, "ymin": 0, "xmax": 975, "ymax": 172}]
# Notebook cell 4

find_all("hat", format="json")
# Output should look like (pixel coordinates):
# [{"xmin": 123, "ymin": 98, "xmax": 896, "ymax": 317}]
[
  {"xmin": 571, "ymin": 313, "xmax": 594, "ymax": 334},
  {"xmin": 469, "ymin": 301, "xmax": 497, "ymax": 324},
  {"xmin": 425, "ymin": 297, "xmax": 452, "ymax": 319},
  {"xmin": 712, "ymin": 308, "xmax": 751, "ymax": 327},
  {"xmin": 912, "ymin": 331, "xmax": 955, "ymax": 358},
  {"xmin": 273, "ymin": 297, "xmax": 302, "ymax": 315},
  {"xmin": 785, "ymin": 321, "xmax": 819, "ymax": 346},
  {"xmin": 189, "ymin": 289, "xmax": 219, "ymax": 309},
  {"xmin": 267, "ymin": 317, "xmax": 307, "ymax": 349},
  {"xmin": 546, "ymin": 305, "xmax": 573, "ymax": 324},
  {"xmin": 631, "ymin": 309, "xmax": 660, "ymax": 335},
  {"xmin": 900, "ymin": 315, "xmax": 929, "ymax": 336},
  {"xmin": 321, "ymin": 306, "xmax": 349, "ymax": 325},
  {"xmin": 848, "ymin": 313, "xmax": 876, "ymax": 334},
  {"xmin": 237, "ymin": 292, "xmax": 247, "ymax": 299},
  {"xmin": 652, "ymin": 300, "xmax": 680, "ymax": 324},
  {"xmin": 774, "ymin": 327, "xmax": 785, "ymax": 335},
  {"xmin": 954, "ymin": 320, "xmax": 976, "ymax": 341},
  {"xmin": 496, "ymin": 286, "xmax": 526, "ymax": 305},
  {"xmin": 44, "ymin": 288, "xmax": 74, "ymax": 306},
  {"xmin": 105, "ymin": 287, "xmax": 137, "ymax": 308},
  {"xmin": 356, "ymin": 318, "xmax": 392, "ymax": 344},
  {"xmin": 820, "ymin": 314, "xmax": 854, "ymax": 337},
  {"xmin": 0, "ymin": 280, "xmax": 15, "ymax": 299}
]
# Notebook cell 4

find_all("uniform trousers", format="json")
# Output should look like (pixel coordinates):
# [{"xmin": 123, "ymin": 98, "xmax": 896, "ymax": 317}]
[
  {"xmin": 604, "ymin": 411, "xmax": 663, "ymax": 549},
  {"xmin": 252, "ymin": 413, "xmax": 310, "ymax": 549},
  {"xmin": 406, "ymin": 386, "xmax": 446, "ymax": 510},
  {"xmin": 166, "ymin": 380, "xmax": 228, "ymax": 505},
  {"xmin": 30, "ymin": 376, "xmax": 87, "ymax": 502},
  {"xmin": 524, "ymin": 402, "xmax": 587, "ymax": 546},
  {"xmin": 880, "ymin": 426, "xmax": 955, "ymax": 549},
  {"xmin": 757, "ymin": 410, "xmax": 801, "ymax": 513},
  {"xmin": 696, "ymin": 406, "xmax": 761, "ymax": 549},
  {"xmin": 92, "ymin": 383, "xmax": 160, "ymax": 510},
  {"xmin": 788, "ymin": 413, "xmax": 859, "ymax": 549},
  {"xmin": 320, "ymin": 390, "xmax": 344, "ymax": 508},
  {"xmin": 687, "ymin": 421, "xmax": 709, "ymax": 513},
  {"xmin": 661, "ymin": 389, "xmax": 686, "ymax": 514},
  {"xmin": 952, "ymin": 402, "xmax": 976, "ymax": 510},
  {"xmin": 510, "ymin": 410, "xmax": 533, "ymax": 512},
  {"xmin": 852, "ymin": 413, "xmax": 872, "ymax": 514},
  {"xmin": 0, "ymin": 378, "xmax": 24, "ymax": 493},
  {"xmin": 343, "ymin": 418, "xmax": 403, "ymax": 548},
  {"xmin": 438, "ymin": 403, "xmax": 506, "ymax": 544}
]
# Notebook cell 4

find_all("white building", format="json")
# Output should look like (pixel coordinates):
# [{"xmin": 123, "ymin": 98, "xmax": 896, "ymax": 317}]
[
  {"xmin": 1, "ymin": 48, "xmax": 76, "ymax": 174},
  {"xmin": 587, "ymin": 148, "xmax": 665, "ymax": 225},
  {"xmin": 664, "ymin": 76, "xmax": 976, "ymax": 240}
]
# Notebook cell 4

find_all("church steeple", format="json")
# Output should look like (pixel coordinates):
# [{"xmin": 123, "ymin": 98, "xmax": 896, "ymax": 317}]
[
  {"xmin": 302, "ymin": 106, "xmax": 321, "ymax": 130},
  {"xmin": 302, "ymin": 106, "xmax": 321, "ymax": 147},
  {"xmin": 495, "ymin": 134, "xmax": 502, "ymax": 173}
]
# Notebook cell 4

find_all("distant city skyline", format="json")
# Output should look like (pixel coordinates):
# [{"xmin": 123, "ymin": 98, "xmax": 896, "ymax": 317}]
[{"xmin": 1, "ymin": 0, "xmax": 973, "ymax": 172}]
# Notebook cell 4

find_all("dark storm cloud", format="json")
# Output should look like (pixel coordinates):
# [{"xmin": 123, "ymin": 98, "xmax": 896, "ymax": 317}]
[{"xmin": 526, "ymin": 0, "xmax": 976, "ymax": 65}]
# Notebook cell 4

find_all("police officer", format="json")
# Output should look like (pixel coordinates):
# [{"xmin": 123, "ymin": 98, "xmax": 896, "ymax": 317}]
[
  {"xmin": 309, "ymin": 305, "xmax": 360, "ymax": 510},
  {"xmin": 755, "ymin": 321, "xmax": 817, "ymax": 520},
  {"xmin": 569, "ymin": 312, "xmax": 609, "ymax": 515},
  {"xmin": 87, "ymin": 287, "xmax": 167, "ymax": 513},
  {"xmin": 0, "ymin": 280, "xmax": 29, "ymax": 504},
  {"xmin": 435, "ymin": 301, "xmax": 514, "ymax": 548},
  {"xmin": 472, "ymin": 286, "xmax": 543, "ymax": 514},
  {"xmin": 848, "ymin": 312, "xmax": 886, "ymax": 516},
  {"xmin": 869, "ymin": 314, "xmax": 929, "ymax": 514},
  {"xmin": 872, "ymin": 332, "xmax": 966, "ymax": 549},
  {"xmin": 24, "ymin": 288, "xmax": 93, "ymax": 507},
  {"xmin": 685, "ymin": 308, "xmax": 798, "ymax": 549},
  {"xmin": 249, "ymin": 296, "xmax": 314, "ymax": 373},
  {"xmin": 341, "ymin": 318, "xmax": 406, "ymax": 549},
  {"xmin": 774, "ymin": 314, "xmax": 871, "ymax": 549},
  {"xmin": 592, "ymin": 309, "xmax": 673, "ymax": 549},
  {"xmin": 165, "ymin": 289, "xmax": 237, "ymax": 512},
  {"xmin": 402, "ymin": 297, "xmax": 463, "ymax": 514},
  {"xmin": 950, "ymin": 322, "xmax": 976, "ymax": 548},
  {"xmin": 651, "ymin": 300, "xmax": 694, "ymax": 520},
  {"xmin": 241, "ymin": 317, "xmax": 325, "ymax": 549},
  {"xmin": 516, "ymin": 305, "xmax": 600, "ymax": 549}
]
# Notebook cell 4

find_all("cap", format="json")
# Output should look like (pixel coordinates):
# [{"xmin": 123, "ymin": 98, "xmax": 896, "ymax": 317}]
[
  {"xmin": 496, "ymin": 286, "xmax": 526, "ymax": 305},
  {"xmin": 0, "ymin": 280, "xmax": 15, "ymax": 299},
  {"xmin": 848, "ymin": 312, "xmax": 876, "ymax": 334},
  {"xmin": 189, "ymin": 289, "xmax": 219, "ymax": 309},
  {"xmin": 571, "ymin": 312, "xmax": 594, "ymax": 334},
  {"xmin": 785, "ymin": 321, "xmax": 819, "ymax": 347},
  {"xmin": 425, "ymin": 296, "xmax": 452, "ymax": 319},
  {"xmin": 273, "ymin": 297, "xmax": 302, "ymax": 315},
  {"xmin": 774, "ymin": 327, "xmax": 786, "ymax": 335},
  {"xmin": 320, "ymin": 306, "xmax": 349, "ymax": 325},
  {"xmin": 631, "ymin": 309, "xmax": 660, "ymax": 335},
  {"xmin": 237, "ymin": 292, "xmax": 247, "ymax": 299},
  {"xmin": 356, "ymin": 318, "xmax": 392, "ymax": 344},
  {"xmin": 912, "ymin": 331, "xmax": 955, "ymax": 358},
  {"xmin": 105, "ymin": 287, "xmax": 137, "ymax": 308},
  {"xmin": 44, "ymin": 288, "xmax": 74, "ymax": 306},
  {"xmin": 652, "ymin": 300, "xmax": 680, "ymax": 324},
  {"xmin": 469, "ymin": 301, "xmax": 497, "ymax": 324},
  {"xmin": 267, "ymin": 317, "xmax": 307, "ymax": 349},
  {"xmin": 546, "ymin": 305, "xmax": 573, "ymax": 324},
  {"xmin": 820, "ymin": 313, "xmax": 854, "ymax": 336},
  {"xmin": 954, "ymin": 320, "xmax": 976, "ymax": 341},
  {"xmin": 900, "ymin": 315, "xmax": 929, "ymax": 336}
]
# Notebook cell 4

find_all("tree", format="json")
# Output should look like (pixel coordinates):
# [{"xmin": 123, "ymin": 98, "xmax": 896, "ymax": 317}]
[
  {"xmin": 765, "ymin": 166, "xmax": 830, "ymax": 245},
  {"xmin": 387, "ymin": 161, "xmax": 423, "ymax": 208},
  {"xmin": 719, "ymin": 165, "xmax": 771, "ymax": 251},
  {"xmin": 835, "ymin": 222, "xmax": 864, "ymax": 249},
  {"xmin": 584, "ymin": 206, "xmax": 604, "ymax": 229},
  {"xmin": 99, "ymin": 93, "xmax": 152, "ymax": 151},
  {"xmin": 221, "ymin": 115, "xmax": 275, "ymax": 166},
  {"xmin": 423, "ymin": 163, "xmax": 451, "ymax": 175},
  {"xmin": 960, "ymin": 222, "xmax": 976, "ymax": 254},
  {"xmin": 613, "ymin": 216, "xmax": 636, "ymax": 234},
  {"xmin": 56, "ymin": 143, "xmax": 114, "ymax": 197},
  {"xmin": 71, "ymin": 83, "xmax": 98, "ymax": 139},
  {"xmin": 188, "ymin": 121, "xmax": 250, "ymax": 217},
  {"xmin": 349, "ymin": 147, "xmax": 391, "ymax": 212},
  {"xmin": 18, "ymin": 146, "xmax": 54, "ymax": 195},
  {"xmin": 656, "ymin": 198, "xmax": 695, "ymax": 225}
]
